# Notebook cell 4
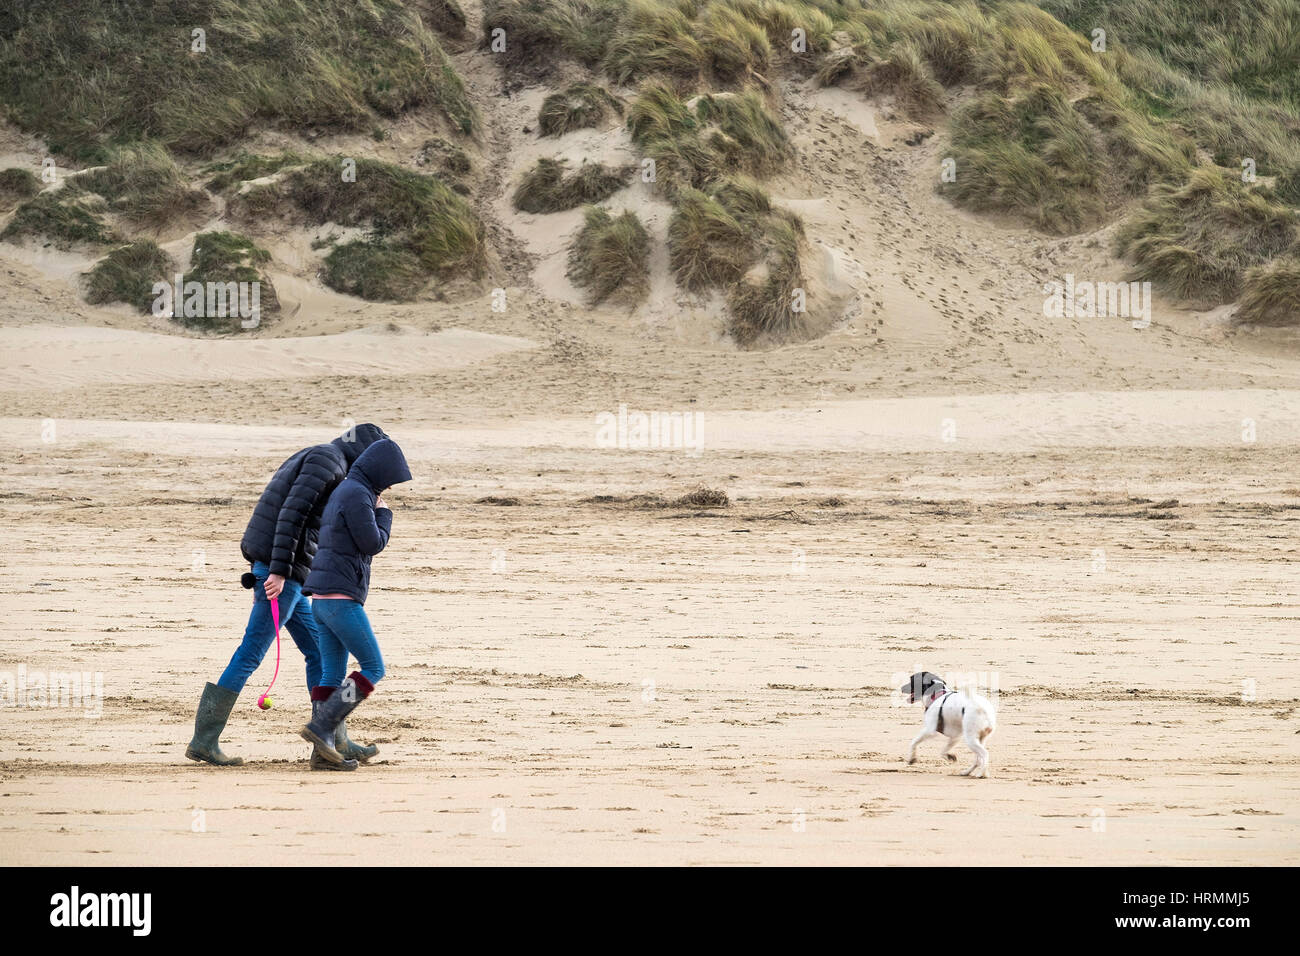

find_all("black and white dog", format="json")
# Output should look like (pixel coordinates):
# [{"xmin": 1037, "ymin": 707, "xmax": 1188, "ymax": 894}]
[{"xmin": 900, "ymin": 671, "xmax": 996, "ymax": 778}]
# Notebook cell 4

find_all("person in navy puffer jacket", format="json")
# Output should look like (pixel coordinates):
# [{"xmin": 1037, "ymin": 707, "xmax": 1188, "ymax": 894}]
[{"xmin": 300, "ymin": 438, "xmax": 412, "ymax": 766}]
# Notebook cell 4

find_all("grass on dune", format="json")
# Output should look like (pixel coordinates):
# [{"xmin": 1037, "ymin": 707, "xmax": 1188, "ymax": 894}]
[
  {"xmin": 566, "ymin": 206, "xmax": 651, "ymax": 305},
  {"xmin": 485, "ymin": 3, "xmax": 803, "ymax": 338},
  {"xmin": 1061, "ymin": 1, "xmax": 1300, "ymax": 183},
  {"xmin": 668, "ymin": 185, "xmax": 757, "ymax": 290},
  {"xmin": 625, "ymin": 80, "xmax": 699, "ymax": 143},
  {"xmin": 668, "ymin": 175, "xmax": 807, "ymax": 343},
  {"xmin": 944, "ymin": 86, "xmax": 1105, "ymax": 233},
  {"xmin": 604, "ymin": 0, "xmax": 708, "ymax": 84},
  {"xmin": 639, "ymin": 132, "xmax": 723, "ymax": 197},
  {"xmin": 0, "ymin": 167, "xmax": 40, "ymax": 207},
  {"xmin": 487, "ymin": 0, "xmax": 826, "ymax": 83},
  {"xmin": 1234, "ymin": 256, "xmax": 1300, "ymax": 326},
  {"xmin": 1117, "ymin": 51, "xmax": 1300, "ymax": 179},
  {"xmin": 628, "ymin": 86, "xmax": 722, "ymax": 198},
  {"xmin": 1276, "ymin": 167, "xmax": 1300, "ymax": 206},
  {"xmin": 858, "ymin": 41, "xmax": 945, "ymax": 115},
  {"xmin": 907, "ymin": 1, "xmax": 993, "ymax": 85},
  {"xmin": 695, "ymin": 90, "xmax": 790, "ymax": 174},
  {"xmin": 1038, "ymin": 0, "xmax": 1300, "ymax": 112},
  {"xmin": 483, "ymin": 1, "xmax": 1203, "ymax": 236},
  {"xmin": 186, "ymin": 231, "xmax": 272, "ymax": 285},
  {"xmin": 512, "ymin": 158, "xmax": 633, "ymax": 213},
  {"xmin": 668, "ymin": 176, "xmax": 803, "ymax": 281},
  {"xmin": 479, "ymin": 0, "xmax": 1300, "ymax": 323},
  {"xmin": 176, "ymin": 230, "xmax": 280, "ymax": 327},
  {"xmin": 204, "ymin": 152, "xmax": 307, "ymax": 193},
  {"xmin": 418, "ymin": 0, "xmax": 469, "ymax": 38},
  {"xmin": 280, "ymin": 157, "xmax": 485, "ymax": 278},
  {"xmin": 0, "ymin": 0, "xmax": 476, "ymax": 159},
  {"xmin": 229, "ymin": 156, "xmax": 484, "ymax": 301},
  {"xmin": 804, "ymin": 1, "xmax": 1199, "ymax": 232},
  {"xmin": 727, "ymin": 213, "xmax": 805, "ymax": 344},
  {"xmin": 1072, "ymin": 91, "xmax": 1195, "ymax": 195},
  {"xmin": 10, "ymin": 0, "xmax": 1296, "ymax": 329},
  {"xmin": 538, "ymin": 84, "xmax": 623, "ymax": 136},
  {"xmin": 482, "ymin": 0, "xmax": 625, "ymax": 68},
  {"xmin": 3, "ymin": 143, "xmax": 209, "ymax": 243},
  {"xmin": 1115, "ymin": 167, "xmax": 1297, "ymax": 304},
  {"xmin": 83, "ymin": 240, "xmax": 173, "ymax": 312},
  {"xmin": 628, "ymin": 83, "xmax": 788, "ymax": 197},
  {"xmin": 725, "ymin": 0, "xmax": 834, "ymax": 57},
  {"xmin": 322, "ymin": 239, "xmax": 429, "ymax": 301},
  {"xmin": 0, "ymin": 191, "xmax": 121, "ymax": 248},
  {"xmin": 71, "ymin": 143, "xmax": 210, "ymax": 227},
  {"xmin": 697, "ymin": 2, "xmax": 772, "ymax": 81},
  {"xmin": 813, "ymin": 0, "xmax": 993, "ymax": 91}
]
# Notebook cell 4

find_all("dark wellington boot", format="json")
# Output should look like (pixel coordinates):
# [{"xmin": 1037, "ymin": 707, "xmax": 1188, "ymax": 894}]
[
  {"xmin": 307, "ymin": 697, "xmax": 358, "ymax": 771},
  {"xmin": 335, "ymin": 716, "xmax": 379, "ymax": 762},
  {"xmin": 301, "ymin": 673, "xmax": 373, "ymax": 765},
  {"xmin": 185, "ymin": 682, "xmax": 245, "ymax": 766},
  {"xmin": 313, "ymin": 685, "xmax": 378, "ymax": 762}
]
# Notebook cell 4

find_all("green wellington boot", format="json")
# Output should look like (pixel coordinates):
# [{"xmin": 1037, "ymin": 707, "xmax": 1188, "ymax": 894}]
[{"xmin": 185, "ymin": 682, "xmax": 245, "ymax": 766}]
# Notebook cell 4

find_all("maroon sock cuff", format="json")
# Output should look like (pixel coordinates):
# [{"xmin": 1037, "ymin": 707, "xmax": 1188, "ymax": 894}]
[
  {"xmin": 349, "ymin": 671, "xmax": 375, "ymax": 699},
  {"xmin": 310, "ymin": 686, "xmax": 335, "ymax": 702}
]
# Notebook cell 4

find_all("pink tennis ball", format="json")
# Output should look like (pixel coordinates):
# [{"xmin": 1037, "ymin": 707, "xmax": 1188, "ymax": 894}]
[{"xmin": 258, "ymin": 694, "xmax": 273, "ymax": 710}]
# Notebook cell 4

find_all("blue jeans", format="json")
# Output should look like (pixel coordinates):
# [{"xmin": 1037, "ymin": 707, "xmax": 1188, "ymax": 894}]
[
  {"xmin": 217, "ymin": 561, "xmax": 324, "ymax": 693},
  {"xmin": 313, "ymin": 599, "xmax": 385, "ymax": 688}
]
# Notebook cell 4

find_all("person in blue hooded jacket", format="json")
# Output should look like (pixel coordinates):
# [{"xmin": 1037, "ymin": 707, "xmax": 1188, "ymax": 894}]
[{"xmin": 300, "ymin": 437, "xmax": 412, "ymax": 766}]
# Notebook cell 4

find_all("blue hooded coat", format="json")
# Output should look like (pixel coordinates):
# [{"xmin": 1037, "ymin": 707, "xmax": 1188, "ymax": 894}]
[{"xmin": 304, "ymin": 438, "xmax": 412, "ymax": 604}]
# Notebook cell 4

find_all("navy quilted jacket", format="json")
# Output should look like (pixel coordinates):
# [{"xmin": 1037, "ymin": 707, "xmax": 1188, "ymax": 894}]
[{"xmin": 239, "ymin": 423, "xmax": 388, "ymax": 583}]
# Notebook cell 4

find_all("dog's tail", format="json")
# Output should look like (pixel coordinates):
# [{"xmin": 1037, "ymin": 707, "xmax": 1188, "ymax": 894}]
[{"xmin": 972, "ymin": 697, "xmax": 996, "ymax": 739}]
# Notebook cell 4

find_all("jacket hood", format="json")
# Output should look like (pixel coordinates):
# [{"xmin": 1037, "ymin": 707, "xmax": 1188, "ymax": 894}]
[
  {"xmin": 332, "ymin": 423, "xmax": 388, "ymax": 464},
  {"xmin": 350, "ymin": 438, "xmax": 412, "ymax": 492}
]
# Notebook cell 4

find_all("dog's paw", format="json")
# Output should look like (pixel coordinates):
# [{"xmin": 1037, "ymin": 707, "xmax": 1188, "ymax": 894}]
[{"xmin": 905, "ymin": 756, "xmax": 916, "ymax": 765}]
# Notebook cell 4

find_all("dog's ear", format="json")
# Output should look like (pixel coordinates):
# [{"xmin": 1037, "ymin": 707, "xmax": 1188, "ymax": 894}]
[{"xmin": 901, "ymin": 672, "xmax": 928, "ymax": 699}]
